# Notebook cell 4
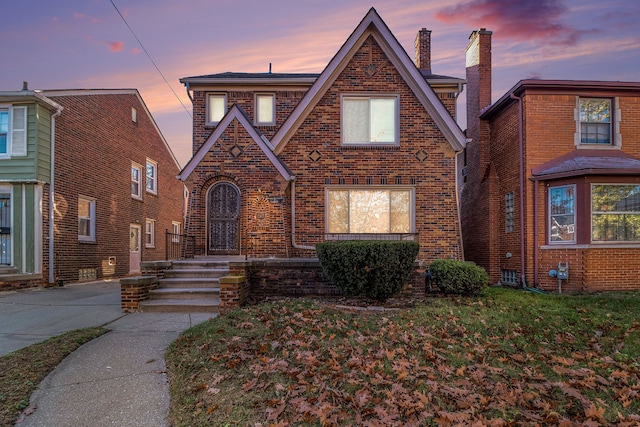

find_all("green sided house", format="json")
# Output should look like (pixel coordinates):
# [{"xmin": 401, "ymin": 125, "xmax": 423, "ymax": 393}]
[{"xmin": 0, "ymin": 87, "xmax": 62, "ymax": 284}]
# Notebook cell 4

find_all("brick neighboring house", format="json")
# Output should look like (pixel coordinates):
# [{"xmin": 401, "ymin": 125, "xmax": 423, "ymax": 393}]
[
  {"xmin": 0, "ymin": 87, "xmax": 185, "ymax": 289},
  {"xmin": 460, "ymin": 29, "xmax": 640, "ymax": 292},
  {"xmin": 178, "ymin": 8, "xmax": 467, "ymax": 266}
]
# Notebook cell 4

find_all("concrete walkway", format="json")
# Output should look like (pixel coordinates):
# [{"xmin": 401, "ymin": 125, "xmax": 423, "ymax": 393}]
[{"xmin": 0, "ymin": 281, "xmax": 215, "ymax": 426}]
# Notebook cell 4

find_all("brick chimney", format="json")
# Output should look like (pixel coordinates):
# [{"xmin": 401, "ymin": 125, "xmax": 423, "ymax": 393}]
[
  {"xmin": 466, "ymin": 28, "xmax": 492, "ymax": 129},
  {"xmin": 415, "ymin": 28, "xmax": 432, "ymax": 74}
]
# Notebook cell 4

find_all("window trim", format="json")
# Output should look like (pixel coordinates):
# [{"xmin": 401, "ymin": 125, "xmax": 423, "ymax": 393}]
[
  {"xmin": 145, "ymin": 218, "xmax": 155, "ymax": 248},
  {"xmin": 145, "ymin": 159, "xmax": 157, "ymax": 195},
  {"xmin": 548, "ymin": 184, "xmax": 576, "ymax": 245},
  {"xmin": 0, "ymin": 106, "xmax": 8, "ymax": 157},
  {"xmin": 78, "ymin": 196, "xmax": 96, "ymax": 242},
  {"xmin": 0, "ymin": 105, "xmax": 27, "ymax": 158},
  {"xmin": 325, "ymin": 186, "xmax": 415, "ymax": 234},
  {"xmin": 131, "ymin": 162, "xmax": 143, "ymax": 200},
  {"xmin": 206, "ymin": 93, "xmax": 227, "ymax": 125},
  {"xmin": 341, "ymin": 94, "xmax": 400, "ymax": 146},
  {"xmin": 172, "ymin": 221, "xmax": 182, "ymax": 243},
  {"xmin": 575, "ymin": 97, "xmax": 620, "ymax": 149},
  {"xmin": 255, "ymin": 93, "xmax": 276, "ymax": 126}
]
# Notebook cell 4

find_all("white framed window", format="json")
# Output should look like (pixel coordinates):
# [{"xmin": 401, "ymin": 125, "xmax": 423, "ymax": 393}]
[
  {"xmin": 145, "ymin": 219, "xmax": 155, "ymax": 248},
  {"xmin": 78, "ymin": 196, "xmax": 96, "ymax": 242},
  {"xmin": 591, "ymin": 184, "xmax": 640, "ymax": 242},
  {"xmin": 505, "ymin": 192, "xmax": 515, "ymax": 233},
  {"xmin": 131, "ymin": 107, "xmax": 137, "ymax": 123},
  {"xmin": 342, "ymin": 95, "xmax": 399, "ymax": 145},
  {"xmin": 0, "ymin": 105, "xmax": 27, "ymax": 157},
  {"xmin": 131, "ymin": 162, "xmax": 143, "ymax": 199},
  {"xmin": 577, "ymin": 98, "xmax": 613, "ymax": 146},
  {"xmin": 255, "ymin": 93, "xmax": 275, "ymax": 125},
  {"xmin": 207, "ymin": 93, "xmax": 227, "ymax": 124},
  {"xmin": 549, "ymin": 185, "xmax": 575, "ymax": 243},
  {"xmin": 326, "ymin": 187, "xmax": 413, "ymax": 234},
  {"xmin": 145, "ymin": 159, "xmax": 157, "ymax": 194}
]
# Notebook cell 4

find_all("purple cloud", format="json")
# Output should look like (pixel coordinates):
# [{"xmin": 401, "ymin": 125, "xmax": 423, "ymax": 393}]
[{"xmin": 436, "ymin": 0, "xmax": 586, "ymax": 45}]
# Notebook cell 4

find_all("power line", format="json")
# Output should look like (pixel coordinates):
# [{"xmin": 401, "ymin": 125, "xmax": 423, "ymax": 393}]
[{"xmin": 109, "ymin": 0, "xmax": 192, "ymax": 118}]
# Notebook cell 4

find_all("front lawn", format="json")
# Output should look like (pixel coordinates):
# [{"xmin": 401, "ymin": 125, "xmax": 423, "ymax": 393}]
[{"xmin": 166, "ymin": 287, "xmax": 640, "ymax": 426}]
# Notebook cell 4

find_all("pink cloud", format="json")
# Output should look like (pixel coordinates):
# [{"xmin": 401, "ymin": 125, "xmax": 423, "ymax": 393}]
[
  {"xmin": 107, "ymin": 41, "xmax": 124, "ymax": 52},
  {"xmin": 131, "ymin": 47, "xmax": 141, "ymax": 55},
  {"xmin": 436, "ymin": 0, "xmax": 586, "ymax": 45},
  {"xmin": 73, "ymin": 11, "xmax": 100, "ymax": 24}
]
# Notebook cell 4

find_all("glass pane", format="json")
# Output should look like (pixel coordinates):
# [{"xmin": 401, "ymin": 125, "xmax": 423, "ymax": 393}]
[
  {"xmin": 209, "ymin": 95, "xmax": 226, "ymax": 122},
  {"xmin": 592, "ymin": 185, "xmax": 640, "ymax": 212},
  {"xmin": 343, "ymin": 98, "xmax": 369, "ymax": 143},
  {"xmin": 390, "ymin": 191, "xmax": 410, "ymax": 232},
  {"xmin": 370, "ymin": 98, "xmax": 396, "ymax": 143},
  {"xmin": 78, "ymin": 199, "xmax": 90, "ymax": 217},
  {"xmin": 78, "ymin": 218, "xmax": 90, "ymax": 236},
  {"xmin": 257, "ymin": 95, "xmax": 274, "ymax": 123},
  {"xmin": 592, "ymin": 214, "xmax": 640, "ymax": 242},
  {"xmin": 0, "ymin": 135, "xmax": 6, "ymax": 154},
  {"xmin": 0, "ymin": 111, "xmax": 7, "ymax": 154},
  {"xmin": 130, "ymin": 227, "xmax": 140, "ymax": 251},
  {"xmin": 580, "ymin": 99, "xmax": 610, "ymax": 123},
  {"xmin": 549, "ymin": 186, "xmax": 574, "ymax": 242},
  {"xmin": 349, "ymin": 190, "xmax": 390, "ymax": 233},
  {"xmin": 328, "ymin": 190, "xmax": 349, "ymax": 233}
]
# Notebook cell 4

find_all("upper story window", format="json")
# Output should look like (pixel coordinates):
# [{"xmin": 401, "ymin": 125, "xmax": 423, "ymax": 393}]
[
  {"xmin": 145, "ymin": 218, "xmax": 155, "ymax": 248},
  {"xmin": 255, "ymin": 94, "xmax": 275, "ymax": 125},
  {"xmin": 207, "ymin": 93, "xmax": 227, "ymax": 124},
  {"xmin": 78, "ymin": 196, "xmax": 96, "ymax": 242},
  {"xmin": 579, "ymin": 98, "xmax": 611, "ymax": 145},
  {"xmin": 342, "ymin": 95, "xmax": 399, "ymax": 145},
  {"xmin": 0, "ymin": 106, "xmax": 27, "ymax": 157},
  {"xmin": 327, "ymin": 187, "xmax": 413, "ymax": 234},
  {"xmin": 131, "ymin": 162, "xmax": 143, "ymax": 199},
  {"xmin": 549, "ymin": 185, "xmax": 575, "ymax": 243},
  {"xmin": 146, "ymin": 159, "xmax": 157, "ymax": 194},
  {"xmin": 591, "ymin": 184, "xmax": 640, "ymax": 242}
]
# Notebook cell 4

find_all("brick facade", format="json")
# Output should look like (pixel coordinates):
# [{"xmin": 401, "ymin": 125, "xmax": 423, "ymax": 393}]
[
  {"xmin": 462, "ymin": 28, "xmax": 640, "ymax": 292},
  {"xmin": 179, "ymin": 11, "xmax": 467, "ymax": 267},
  {"xmin": 43, "ymin": 90, "xmax": 185, "ymax": 285}
]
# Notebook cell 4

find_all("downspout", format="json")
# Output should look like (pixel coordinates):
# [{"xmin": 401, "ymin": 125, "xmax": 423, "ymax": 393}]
[
  {"xmin": 290, "ymin": 180, "xmax": 315, "ymax": 251},
  {"xmin": 455, "ymin": 147, "xmax": 466, "ymax": 260},
  {"xmin": 49, "ymin": 107, "xmax": 62, "ymax": 284},
  {"xmin": 533, "ymin": 179, "xmax": 539, "ymax": 286},
  {"xmin": 510, "ymin": 92, "xmax": 526, "ymax": 288}
]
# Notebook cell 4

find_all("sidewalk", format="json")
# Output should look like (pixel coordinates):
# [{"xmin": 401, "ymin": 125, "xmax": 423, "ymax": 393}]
[{"xmin": 0, "ymin": 281, "xmax": 215, "ymax": 426}]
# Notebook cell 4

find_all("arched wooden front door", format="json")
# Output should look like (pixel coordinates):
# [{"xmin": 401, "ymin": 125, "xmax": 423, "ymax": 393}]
[{"xmin": 207, "ymin": 182, "xmax": 240, "ymax": 255}]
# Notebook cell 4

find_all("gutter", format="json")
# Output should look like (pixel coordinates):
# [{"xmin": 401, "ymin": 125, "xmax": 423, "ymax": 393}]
[
  {"xmin": 49, "ymin": 106, "xmax": 62, "ymax": 284},
  {"xmin": 510, "ymin": 92, "xmax": 527, "ymax": 288}
]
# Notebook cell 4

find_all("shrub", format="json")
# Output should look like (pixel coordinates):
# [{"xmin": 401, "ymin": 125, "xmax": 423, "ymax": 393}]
[
  {"xmin": 316, "ymin": 240, "xmax": 419, "ymax": 301},
  {"xmin": 428, "ymin": 259, "xmax": 489, "ymax": 296}
]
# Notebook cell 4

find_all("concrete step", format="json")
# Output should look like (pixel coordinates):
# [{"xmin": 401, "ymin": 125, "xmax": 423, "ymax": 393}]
[
  {"xmin": 149, "ymin": 287, "xmax": 219, "ymax": 300},
  {"xmin": 139, "ymin": 298, "xmax": 220, "ymax": 313},
  {"xmin": 171, "ymin": 260, "xmax": 235, "ymax": 270},
  {"xmin": 157, "ymin": 277, "xmax": 220, "ymax": 288},
  {"xmin": 163, "ymin": 268, "xmax": 228, "ymax": 279}
]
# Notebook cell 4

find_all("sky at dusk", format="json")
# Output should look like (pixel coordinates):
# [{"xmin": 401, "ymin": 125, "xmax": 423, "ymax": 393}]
[{"xmin": 1, "ymin": 0, "xmax": 638, "ymax": 166}]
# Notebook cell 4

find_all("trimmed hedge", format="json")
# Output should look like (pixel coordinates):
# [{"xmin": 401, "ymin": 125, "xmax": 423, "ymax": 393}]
[
  {"xmin": 316, "ymin": 240, "xmax": 419, "ymax": 301},
  {"xmin": 428, "ymin": 259, "xmax": 489, "ymax": 296}
]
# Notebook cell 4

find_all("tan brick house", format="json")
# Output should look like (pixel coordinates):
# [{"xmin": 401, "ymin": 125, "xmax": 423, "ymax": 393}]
[
  {"xmin": 178, "ymin": 8, "xmax": 467, "ymax": 266},
  {"xmin": 460, "ymin": 29, "xmax": 640, "ymax": 292},
  {"xmin": 0, "ymin": 87, "xmax": 185, "ymax": 288}
]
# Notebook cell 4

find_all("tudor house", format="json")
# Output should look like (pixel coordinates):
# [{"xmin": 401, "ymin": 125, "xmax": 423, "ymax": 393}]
[
  {"xmin": 178, "ymin": 8, "xmax": 468, "ymax": 266},
  {"xmin": 0, "ymin": 87, "xmax": 185, "ymax": 289},
  {"xmin": 461, "ymin": 29, "xmax": 640, "ymax": 292}
]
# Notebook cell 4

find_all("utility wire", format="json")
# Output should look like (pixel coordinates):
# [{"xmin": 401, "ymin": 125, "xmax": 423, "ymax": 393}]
[{"xmin": 109, "ymin": 0, "xmax": 192, "ymax": 118}]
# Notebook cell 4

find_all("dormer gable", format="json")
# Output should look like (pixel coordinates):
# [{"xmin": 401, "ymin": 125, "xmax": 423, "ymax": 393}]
[{"xmin": 271, "ymin": 7, "xmax": 466, "ymax": 155}]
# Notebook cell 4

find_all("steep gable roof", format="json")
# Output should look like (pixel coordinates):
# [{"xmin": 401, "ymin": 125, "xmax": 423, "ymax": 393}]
[
  {"xmin": 178, "ymin": 104, "xmax": 294, "ymax": 182},
  {"xmin": 271, "ymin": 7, "xmax": 467, "ymax": 155}
]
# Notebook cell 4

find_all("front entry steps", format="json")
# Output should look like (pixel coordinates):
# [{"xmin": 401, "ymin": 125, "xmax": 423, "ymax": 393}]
[{"xmin": 139, "ymin": 259, "xmax": 230, "ymax": 313}]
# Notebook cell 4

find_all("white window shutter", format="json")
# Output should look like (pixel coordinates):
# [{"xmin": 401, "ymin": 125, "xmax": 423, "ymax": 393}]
[{"xmin": 11, "ymin": 106, "xmax": 27, "ymax": 156}]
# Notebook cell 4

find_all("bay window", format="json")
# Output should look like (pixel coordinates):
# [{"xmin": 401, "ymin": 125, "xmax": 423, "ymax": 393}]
[{"xmin": 591, "ymin": 184, "xmax": 640, "ymax": 242}]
